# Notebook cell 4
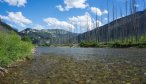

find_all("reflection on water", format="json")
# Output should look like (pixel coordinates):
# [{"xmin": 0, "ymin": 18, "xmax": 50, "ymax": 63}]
[
  {"xmin": 0, "ymin": 47, "xmax": 146, "ymax": 84},
  {"xmin": 37, "ymin": 47, "xmax": 146, "ymax": 59}
]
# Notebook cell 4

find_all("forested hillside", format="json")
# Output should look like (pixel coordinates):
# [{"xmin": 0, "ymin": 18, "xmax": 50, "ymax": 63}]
[
  {"xmin": 77, "ymin": 10, "xmax": 146, "ymax": 43},
  {"xmin": 0, "ymin": 20, "xmax": 17, "ymax": 32}
]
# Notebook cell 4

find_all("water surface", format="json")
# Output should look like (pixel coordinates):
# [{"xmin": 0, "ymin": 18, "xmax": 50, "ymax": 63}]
[{"xmin": 0, "ymin": 47, "xmax": 146, "ymax": 84}]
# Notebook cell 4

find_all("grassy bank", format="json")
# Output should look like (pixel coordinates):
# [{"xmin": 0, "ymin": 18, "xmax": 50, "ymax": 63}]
[
  {"xmin": 79, "ymin": 36, "xmax": 146, "ymax": 48},
  {"xmin": 0, "ymin": 32, "xmax": 33, "ymax": 67}
]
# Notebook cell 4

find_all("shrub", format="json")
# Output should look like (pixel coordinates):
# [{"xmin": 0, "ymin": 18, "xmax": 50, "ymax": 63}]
[
  {"xmin": 0, "ymin": 31, "xmax": 33, "ymax": 67},
  {"xmin": 79, "ymin": 41, "xmax": 98, "ymax": 47},
  {"xmin": 21, "ymin": 36, "xmax": 32, "ymax": 43}
]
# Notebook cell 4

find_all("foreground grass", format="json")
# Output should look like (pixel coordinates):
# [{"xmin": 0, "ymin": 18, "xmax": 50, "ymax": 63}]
[{"xmin": 0, "ymin": 32, "xmax": 33, "ymax": 67}]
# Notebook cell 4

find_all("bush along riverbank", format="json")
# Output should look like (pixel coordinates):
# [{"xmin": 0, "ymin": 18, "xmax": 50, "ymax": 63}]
[
  {"xmin": 79, "ymin": 36, "xmax": 146, "ymax": 48},
  {"xmin": 0, "ymin": 31, "xmax": 33, "ymax": 76}
]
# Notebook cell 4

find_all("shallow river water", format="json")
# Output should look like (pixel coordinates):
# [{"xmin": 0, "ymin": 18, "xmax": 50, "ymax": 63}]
[{"xmin": 0, "ymin": 47, "xmax": 146, "ymax": 84}]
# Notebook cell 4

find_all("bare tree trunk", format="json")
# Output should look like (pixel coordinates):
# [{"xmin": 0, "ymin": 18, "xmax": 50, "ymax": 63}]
[
  {"xmin": 130, "ymin": 0, "xmax": 133, "ymax": 14},
  {"xmin": 95, "ymin": 10, "xmax": 98, "ymax": 42},
  {"xmin": 115, "ymin": 2, "xmax": 118, "ymax": 41},
  {"xmin": 132, "ymin": 0, "xmax": 137, "ymax": 13},
  {"xmin": 0, "ymin": 17, "xmax": 1, "ymax": 22},
  {"xmin": 143, "ymin": 0, "xmax": 146, "ymax": 10},
  {"xmin": 79, "ymin": 19, "xmax": 82, "ymax": 42},
  {"xmin": 107, "ymin": 0, "xmax": 110, "ymax": 24},
  {"xmin": 113, "ymin": 2, "xmax": 115, "ymax": 21},
  {"xmin": 125, "ymin": 0, "xmax": 128, "ymax": 16},
  {"xmin": 86, "ymin": 15, "xmax": 89, "ymax": 42},
  {"xmin": 107, "ymin": 0, "xmax": 110, "ymax": 42},
  {"xmin": 96, "ymin": 10, "xmax": 98, "ymax": 28}
]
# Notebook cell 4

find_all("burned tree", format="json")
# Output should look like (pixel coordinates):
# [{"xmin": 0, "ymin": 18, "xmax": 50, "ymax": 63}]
[{"xmin": 143, "ymin": 0, "xmax": 146, "ymax": 10}]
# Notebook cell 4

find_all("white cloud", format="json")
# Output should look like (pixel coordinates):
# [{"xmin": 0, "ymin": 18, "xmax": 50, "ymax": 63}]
[
  {"xmin": 56, "ymin": 5, "xmax": 65, "ymax": 12},
  {"xmin": 33, "ymin": 24, "xmax": 45, "ymax": 30},
  {"xmin": 68, "ymin": 12, "xmax": 102, "ymax": 31},
  {"xmin": 1, "ymin": 0, "xmax": 27, "ymax": 7},
  {"xmin": 44, "ymin": 18, "xmax": 74, "ymax": 30},
  {"xmin": 0, "ymin": 12, "xmax": 32, "ymax": 27},
  {"xmin": 104, "ymin": 18, "xmax": 108, "ymax": 21},
  {"xmin": 44, "ymin": 12, "xmax": 102, "ymax": 33},
  {"xmin": 56, "ymin": 0, "xmax": 89, "ymax": 11},
  {"xmin": 134, "ymin": 4, "xmax": 139, "ymax": 8},
  {"xmin": 91, "ymin": 7, "xmax": 108, "ymax": 16},
  {"xmin": 102, "ymin": 10, "xmax": 108, "ymax": 14}
]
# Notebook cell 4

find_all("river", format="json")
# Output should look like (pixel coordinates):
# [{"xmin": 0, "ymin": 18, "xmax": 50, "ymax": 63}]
[{"xmin": 0, "ymin": 47, "xmax": 146, "ymax": 84}]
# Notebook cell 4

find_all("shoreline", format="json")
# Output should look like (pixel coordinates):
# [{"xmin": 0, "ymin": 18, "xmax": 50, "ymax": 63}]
[
  {"xmin": 0, "ymin": 48, "xmax": 36, "ymax": 77},
  {"xmin": 44, "ymin": 44, "xmax": 146, "ymax": 49}
]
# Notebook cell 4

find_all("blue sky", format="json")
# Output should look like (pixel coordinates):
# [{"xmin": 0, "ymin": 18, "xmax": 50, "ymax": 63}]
[{"xmin": 0, "ymin": 0, "xmax": 145, "ymax": 33}]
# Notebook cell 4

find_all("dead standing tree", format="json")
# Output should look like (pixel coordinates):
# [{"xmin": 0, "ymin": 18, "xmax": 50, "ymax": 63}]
[
  {"xmin": 86, "ymin": 14, "xmax": 90, "ymax": 42},
  {"xmin": 125, "ymin": 0, "xmax": 128, "ymax": 16},
  {"xmin": 107, "ymin": 0, "xmax": 110, "ymax": 42},
  {"xmin": 132, "ymin": 0, "xmax": 138, "ymax": 42},
  {"xmin": 0, "ymin": 17, "xmax": 2, "ymax": 22},
  {"xmin": 143, "ymin": 0, "xmax": 146, "ymax": 9}
]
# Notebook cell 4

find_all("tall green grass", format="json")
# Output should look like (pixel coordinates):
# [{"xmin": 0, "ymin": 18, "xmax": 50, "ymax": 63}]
[{"xmin": 0, "ymin": 31, "xmax": 33, "ymax": 67}]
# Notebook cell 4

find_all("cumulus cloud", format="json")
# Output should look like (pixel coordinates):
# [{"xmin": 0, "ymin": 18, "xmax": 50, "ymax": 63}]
[
  {"xmin": 68, "ymin": 12, "xmax": 102, "ymax": 31},
  {"xmin": 56, "ymin": 5, "xmax": 65, "ymax": 12},
  {"xmin": 104, "ymin": 18, "xmax": 108, "ymax": 21},
  {"xmin": 44, "ymin": 18, "xmax": 74, "ymax": 30},
  {"xmin": 1, "ymin": 0, "xmax": 27, "ymax": 7},
  {"xmin": 44, "ymin": 12, "xmax": 102, "ymax": 33},
  {"xmin": 91, "ymin": 7, "xmax": 108, "ymax": 16},
  {"xmin": 33, "ymin": 24, "xmax": 45, "ymax": 30},
  {"xmin": 56, "ymin": 0, "xmax": 89, "ymax": 11},
  {"xmin": 102, "ymin": 10, "xmax": 108, "ymax": 14},
  {"xmin": 0, "ymin": 12, "xmax": 32, "ymax": 27}
]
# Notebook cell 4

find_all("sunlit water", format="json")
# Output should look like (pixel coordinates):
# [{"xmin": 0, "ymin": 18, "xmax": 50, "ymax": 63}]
[{"xmin": 0, "ymin": 47, "xmax": 146, "ymax": 84}]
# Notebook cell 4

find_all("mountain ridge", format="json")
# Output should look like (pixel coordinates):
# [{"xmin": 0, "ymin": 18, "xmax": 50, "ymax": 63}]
[{"xmin": 19, "ymin": 28, "xmax": 78, "ymax": 45}]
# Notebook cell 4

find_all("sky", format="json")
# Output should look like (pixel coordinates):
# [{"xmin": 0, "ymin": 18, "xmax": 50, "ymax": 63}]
[{"xmin": 0, "ymin": 0, "xmax": 145, "ymax": 33}]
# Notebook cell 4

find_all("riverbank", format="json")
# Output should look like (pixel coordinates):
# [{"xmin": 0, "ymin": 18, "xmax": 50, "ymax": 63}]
[
  {"xmin": 0, "ymin": 32, "xmax": 34, "ymax": 77},
  {"xmin": 79, "ymin": 41, "xmax": 146, "ymax": 48},
  {"xmin": 0, "ymin": 48, "xmax": 35, "ymax": 77},
  {"xmin": 49, "ymin": 44, "xmax": 80, "ymax": 48}
]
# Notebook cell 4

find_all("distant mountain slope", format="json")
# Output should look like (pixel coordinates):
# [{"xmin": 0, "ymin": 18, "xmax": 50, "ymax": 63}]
[
  {"xmin": 20, "ymin": 28, "xmax": 78, "ymax": 45},
  {"xmin": 77, "ymin": 10, "xmax": 146, "ymax": 42},
  {"xmin": 0, "ymin": 21, "xmax": 17, "ymax": 32}
]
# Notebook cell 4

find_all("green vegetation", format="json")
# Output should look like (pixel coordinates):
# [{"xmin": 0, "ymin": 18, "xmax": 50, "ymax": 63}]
[
  {"xmin": 79, "ymin": 36, "xmax": 146, "ymax": 48},
  {"xmin": 21, "ymin": 36, "xmax": 32, "ymax": 43},
  {"xmin": 0, "ymin": 32, "xmax": 33, "ymax": 67},
  {"xmin": 80, "ymin": 41, "xmax": 99, "ymax": 47},
  {"xmin": 40, "ymin": 43, "xmax": 50, "ymax": 47}
]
